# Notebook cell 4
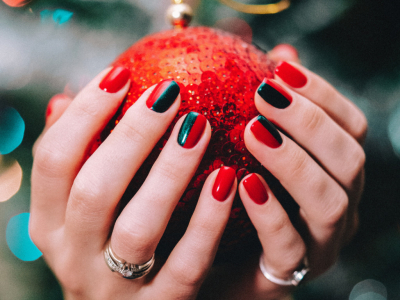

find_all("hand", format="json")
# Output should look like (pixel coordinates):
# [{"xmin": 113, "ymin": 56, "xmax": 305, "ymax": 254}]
[
  {"xmin": 30, "ymin": 67, "xmax": 239, "ymax": 300},
  {"xmin": 199, "ymin": 51, "xmax": 367, "ymax": 299}
]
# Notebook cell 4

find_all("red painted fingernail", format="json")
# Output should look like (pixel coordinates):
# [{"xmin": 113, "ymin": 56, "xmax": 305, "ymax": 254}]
[
  {"xmin": 243, "ymin": 174, "xmax": 269, "ymax": 205},
  {"xmin": 250, "ymin": 115, "xmax": 282, "ymax": 148},
  {"xmin": 45, "ymin": 99, "xmax": 54, "ymax": 119},
  {"xmin": 275, "ymin": 61, "xmax": 307, "ymax": 88},
  {"xmin": 45, "ymin": 94, "xmax": 66, "ymax": 122},
  {"xmin": 212, "ymin": 166, "xmax": 236, "ymax": 201},
  {"xmin": 99, "ymin": 66, "xmax": 130, "ymax": 93},
  {"xmin": 178, "ymin": 112, "xmax": 207, "ymax": 149}
]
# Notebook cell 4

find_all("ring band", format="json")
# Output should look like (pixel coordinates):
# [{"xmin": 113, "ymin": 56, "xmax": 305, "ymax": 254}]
[
  {"xmin": 104, "ymin": 243, "xmax": 155, "ymax": 279},
  {"xmin": 259, "ymin": 254, "xmax": 309, "ymax": 286}
]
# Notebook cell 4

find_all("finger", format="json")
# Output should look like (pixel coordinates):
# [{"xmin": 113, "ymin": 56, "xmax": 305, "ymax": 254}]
[
  {"xmin": 65, "ymin": 80, "xmax": 181, "ymax": 250},
  {"xmin": 110, "ymin": 111, "xmax": 210, "ymax": 263},
  {"xmin": 154, "ymin": 167, "xmax": 236, "ymax": 299},
  {"xmin": 31, "ymin": 66, "xmax": 130, "ymax": 228},
  {"xmin": 238, "ymin": 173, "xmax": 307, "ymax": 288},
  {"xmin": 244, "ymin": 116, "xmax": 348, "ymax": 265},
  {"xmin": 255, "ymin": 79, "xmax": 365, "ymax": 191},
  {"xmin": 269, "ymin": 44, "xmax": 300, "ymax": 64},
  {"xmin": 32, "ymin": 94, "xmax": 72, "ymax": 157},
  {"xmin": 274, "ymin": 61, "xmax": 368, "ymax": 144}
]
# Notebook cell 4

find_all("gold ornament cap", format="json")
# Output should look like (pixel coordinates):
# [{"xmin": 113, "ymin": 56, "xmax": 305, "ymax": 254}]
[{"xmin": 166, "ymin": 1, "xmax": 193, "ymax": 28}]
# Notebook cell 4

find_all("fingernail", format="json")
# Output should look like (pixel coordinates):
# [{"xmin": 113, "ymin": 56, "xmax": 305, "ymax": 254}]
[
  {"xmin": 146, "ymin": 80, "xmax": 180, "ymax": 113},
  {"xmin": 250, "ymin": 115, "xmax": 282, "ymax": 148},
  {"xmin": 99, "ymin": 66, "xmax": 131, "ymax": 93},
  {"xmin": 45, "ymin": 99, "xmax": 54, "ymax": 120},
  {"xmin": 275, "ymin": 61, "xmax": 307, "ymax": 88},
  {"xmin": 212, "ymin": 166, "xmax": 236, "ymax": 201},
  {"xmin": 45, "ymin": 94, "xmax": 65, "ymax": 122},
  {"xmin": 258, "ymin": 79, "xmax": 292, "ymax": 109},
  {"xmin": 243, "ymin": 174, "xmax": 269, "ymax": 205},
  {"xmin": 178, "ymin": 112, "xmax": 207, "ymax": 149}
]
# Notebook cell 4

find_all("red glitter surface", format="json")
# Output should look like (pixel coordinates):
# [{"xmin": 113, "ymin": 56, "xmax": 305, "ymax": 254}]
[{"xmin": 93, "ymin": 27, "xmax": 284, "ymax": 262}]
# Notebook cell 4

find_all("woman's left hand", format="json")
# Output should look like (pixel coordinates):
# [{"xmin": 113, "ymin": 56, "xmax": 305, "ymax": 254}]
[{"xmin": 199, "ymin": 51, "xmax": 367, "ymax": 300}]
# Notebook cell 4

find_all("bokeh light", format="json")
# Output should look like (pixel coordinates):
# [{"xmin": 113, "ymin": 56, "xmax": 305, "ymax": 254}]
[
  {"xmin": 214, "ymin": 17, "xmax": 252, "ymax": 44},
  {"xmin": 40, "ymin": 9, "xmax": 74, "ymax": 25},
  {"xmin": 349, "ymin": 279, "xmax": 387, "ymax": 300},
  {"xmin": 0, "ymin": 156, "xmax": 23, "ymax": 202},
  {"xmin": 6, "ymin": 213, "xmax": 42, "ymax": 261},
  {"xmin": 0, "ymin": 106, "xmax": 25, "ymax": 155},
  {"xmin": 2, "ymin": 0, "xmax": 31, "ymax": 7},
  {"xmin": 388, "ymin": 104, "xmax": 400, "ymax": 157}
]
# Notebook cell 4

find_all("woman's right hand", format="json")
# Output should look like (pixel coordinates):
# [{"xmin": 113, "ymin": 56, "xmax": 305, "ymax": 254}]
[{"xmin": 30, "ymin": 67, "xmax": 238, "ymax": 300}]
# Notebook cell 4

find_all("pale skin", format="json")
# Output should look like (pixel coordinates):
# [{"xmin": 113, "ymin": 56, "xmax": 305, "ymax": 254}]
[{"xmin": 30, "ymin": 46, "xmax": 367, "ymax": 300}]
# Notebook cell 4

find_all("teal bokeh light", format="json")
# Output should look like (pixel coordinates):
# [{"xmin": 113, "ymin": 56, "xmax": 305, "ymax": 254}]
[
  {"xmin": 40, "ymin": 9, "xmax": 73, "ymax": 25},
  {"xmin": 6, "ymin": 213, "xmax": 42, "ymax": 261},
  {"xmin": 349, "ymin": 279, "xmax": 387, "ymax": 300},
  {"xmin": 0, "ymin": 106, "xmax": 25, "ymax": 155},
  {"xmin": 388, "ymin": 104, "xmax": 400, "ymax": 156}
]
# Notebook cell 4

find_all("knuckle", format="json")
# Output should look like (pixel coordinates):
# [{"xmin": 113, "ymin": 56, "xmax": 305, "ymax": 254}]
[
  {"xmin": 33, "ymin": 143, "xmax": 69, "ymax": 178},
  {"xmin": 113, "ymin": 220, "xmax": 154, "ymax": 259},
  {"xmin": 343, "ymin": 145, "xmax": 366, "ymax": 187},
  {"xmin": 287, "ymin": 149, "xmax": 310, "ymax": 182},
  {"xmin": 353, "ymin": 112, "xmax": 368, "ymax": 142},
  {"xmin": 115, "ymin": 120, "xmax": 147, "ymax": 145},
  {"xmin": 321, "ymin": 189, "xmax": 348, "ymax": 228},
  {"xmin": 167, "ymin": 256, "xmax": 205, "ymax": 289},
  {"xmin": 302, "ymin": 105, "xmax": 325, "ymax": 133},
  {"xmin": 69, "ymin": 176, "xmax": 103, "ymax": 211},
  {"xmin": 263, "ymin": 213, "xmax": 289, "ymax": 236},
  {"xmin": 74, "ymin": 98, "xmax": 104, "ymax": 119},
  {"xmin": 153, "ymin": 159, "xmax": 181, "ymax": 183},
  {"xmin": 192, "ymin": 217, "xmax": 220, "ymax": 241}
]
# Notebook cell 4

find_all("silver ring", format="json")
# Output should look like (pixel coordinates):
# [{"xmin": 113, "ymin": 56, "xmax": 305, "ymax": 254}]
[
  {"xmin": 104, "ymin": 243, "xmax": 155, "ymax": 279},
  {"xmin": 259, "ymin": 254, "xmax": 309, "ymax": 286}
]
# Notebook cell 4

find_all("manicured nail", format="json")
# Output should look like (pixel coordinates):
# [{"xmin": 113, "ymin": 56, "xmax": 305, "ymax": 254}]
[
  {"xmin": 250, "ymin": 115, "xmax": 282, "ymax": 148},
  {"xmin": 212, "ymin": 166, "xmax": 236, "ymax": 201},
  {"xmin": 275, "ymin": 61, "xmax": 307, "ymax": 88},
  {"xmin": 146, "ymin": 80, "xmax": 180, "ymax": 113},
  {"xmin": 99, "ymin": 66, "xmax": 131, "ymax": 93},
  {"xmin": 45, "ymin": 94, "xmax": 66, "ymax": 122},
  {"xmin": 178, "ymin": 112, "xmax": 207, "ymax": 149},
  {"xmin": 258, "ymin": 79, "xmax": 292, "ymax": 109},
  {"xmin": 243, "ymin": 174, "xmax": 269, "ymax": 205},
  {"xmin": 45, "ymin": 98, "xmax": 54, "ymax": 119}
]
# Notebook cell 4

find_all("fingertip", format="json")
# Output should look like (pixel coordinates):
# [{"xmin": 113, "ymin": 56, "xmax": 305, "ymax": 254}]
[
  {"xmin": 269, "ymin": 44, "xmax": 300, "ymax": 64},
  {"xmin": 211, "ymin": 166, "xmax": 237, "ymax": 202},
  {"xmin": 240, "ymin": 173, "xmax": 269, "ymax": 205},
  {"xmin": 98, "ymin": 66, "xmax": 131, "ymax": 94},
  {"xmin": 45, "ymin": 94, "xmax": 73, "ymax": 126}
]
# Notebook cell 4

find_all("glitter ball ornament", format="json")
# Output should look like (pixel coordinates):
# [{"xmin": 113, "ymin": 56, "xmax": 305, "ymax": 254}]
[{"xmin": 93, "ymin": 27, "xmax": 296, "ymax": 262}]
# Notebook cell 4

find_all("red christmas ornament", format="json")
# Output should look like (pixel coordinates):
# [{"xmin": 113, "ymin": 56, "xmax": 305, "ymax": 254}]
[{"xmin": 92, "ymin": 27, "xmax": 290, "ymax": 262}]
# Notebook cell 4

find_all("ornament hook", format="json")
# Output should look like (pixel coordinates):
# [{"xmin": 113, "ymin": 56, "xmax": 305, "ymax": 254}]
[{"xmin": 220, "ymin": 0, "xmax": 290, "ymax": 14}]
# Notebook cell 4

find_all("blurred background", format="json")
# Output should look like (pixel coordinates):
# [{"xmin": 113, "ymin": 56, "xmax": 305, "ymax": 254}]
[{"xmin": 1, "ymin": 0, "xmax": 400, "ymax": 299}]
